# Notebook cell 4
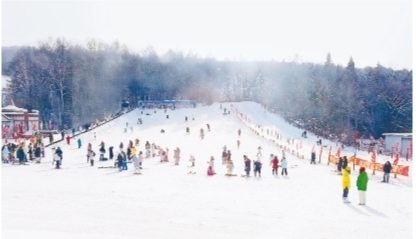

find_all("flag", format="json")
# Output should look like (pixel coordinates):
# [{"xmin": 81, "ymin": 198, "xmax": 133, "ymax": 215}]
[
  {"xmin": 335, "ymin": 147, "xmax": 341, "ymax": 157},
  {"xmin": 371, "ymin": 150, "xmax": 376, "ymax": 163},
  {"xmin": 393, "ymin": 153, "xmax": 399, "ymax": 165}
]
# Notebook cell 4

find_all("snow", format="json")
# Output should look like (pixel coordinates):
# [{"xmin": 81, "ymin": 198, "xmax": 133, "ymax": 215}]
[{"xmin": 1, "ymin": 101, "xmax": 413, "ymax": 239}]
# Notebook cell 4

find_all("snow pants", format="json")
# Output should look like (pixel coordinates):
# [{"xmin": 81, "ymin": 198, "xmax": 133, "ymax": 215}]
[{"xmin": 342, "ymin": 187, "xmax": 349, "ymax": 199}]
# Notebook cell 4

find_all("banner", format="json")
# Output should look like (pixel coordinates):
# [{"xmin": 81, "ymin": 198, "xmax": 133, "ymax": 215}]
[{"xmin": 329, "ymin": 155, "xmax": 409, "ymax": 177}]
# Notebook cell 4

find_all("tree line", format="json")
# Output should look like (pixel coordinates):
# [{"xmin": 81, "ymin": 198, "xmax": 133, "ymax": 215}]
[{"xmin": 2, "ymin": 39, "xmax": 412, "ymax": 144}]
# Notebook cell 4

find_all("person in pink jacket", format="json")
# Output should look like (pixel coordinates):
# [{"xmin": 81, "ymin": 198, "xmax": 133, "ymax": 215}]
[{"xmin": 207, "ymin": 166, "xmax": 214, "ymax": 176}]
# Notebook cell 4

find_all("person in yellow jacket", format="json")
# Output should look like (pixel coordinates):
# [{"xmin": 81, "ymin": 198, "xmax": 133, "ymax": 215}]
[
  {"xmin": 342, "ymin": 166, "xmax": 351, "ymax": 203},
  {"xmin": 130, "ymin": 146, "xmax": 137, "ymax": 158}
]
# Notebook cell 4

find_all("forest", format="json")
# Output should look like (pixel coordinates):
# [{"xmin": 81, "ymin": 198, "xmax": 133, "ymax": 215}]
[{"xmin": 2, "ymin": 39, "xmax": 412, "ymax": 145}]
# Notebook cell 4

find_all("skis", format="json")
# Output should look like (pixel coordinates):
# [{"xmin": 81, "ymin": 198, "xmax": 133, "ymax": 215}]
[
  {"xmin": 187, "ymin": 171, "xmax": 196, "ymax": 175},
  {"xmin": 98, "ymin": 166, "xmax": 115, "ymax": 169},
  {"xmin": 225, "ymin": 174, "xmax": 237, "ymax": 176}
]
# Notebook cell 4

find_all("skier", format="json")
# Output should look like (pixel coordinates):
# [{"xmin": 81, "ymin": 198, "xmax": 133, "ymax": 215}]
[
  {"xmin": 226, "ymin": 159, "xmax": 234, "ymax": 175},
  {"xmin": 236, "ymin": 140, "xmax": 240, "ymax": 148},
  {"xmin": 189, "ymin": 155, "xmax": 196, "ymax": 167},
  {"xmin": 200, "ymin": 128, "xmax": 205, "ymax": 139},
  {"xmin": 208, "ymin": 156, "xmax": 215, "ymax": 174},
  {"xmin": 109, "ymin": 146, "xmax": 114, "ymax": 160},
  {"xmin": 53, "ymin": 151, "xmax": 61, "ymax": 169},
  {"xmin": 173, "ymin": 147, "xmax": 180, "ymax": 165},
  {"xmin": 342, "ymin": 166, "xmax": 351, "ymax": 203},
  {"xmin": 186, "ymin": 127, "xmax": 190, "ymax": 134},
  {"xmin": 271, "ymin": 156, "xmax": 279, "ymax": 175},
  {"xmin": 207, "ymin": 166, "xmax": 214, "ymax": 176},
  {"xmin": 256, "ymin": 146, "xmax": 262, "ymax": 157},
  {"xmin": 116, "ymin": 151, "xmax": 124, "ymax": 171},
  {"xmin": 253, "ymin": 159, "xmax": 262, "ymax": 177},
  {"xmin": 87, "ymin": 149, "xmax": 96, "ymax": 166},
  {"xmin": 311, "ymin": 151, "xmax": 316, "ymax": 164},
  {"xmin": 138, "ymin": 151, "xmax": 144, "ymax": 168},
  {"xmin": 206, "ymin": 124, "xmax": 210, "ymax": 131},
  {"xmin": 357, "ymin": 167, "xmax": 369, "ymax": 205},
  {"xmin": 281, "ymin": 157, "xmax": 288, "ymax": 175},
  {"xmin": 2, "ymin": 145, "xmax": 10, "ymax": 163},
  {"xmin": 119, "ymin": 142, "xmax": 124, "ymax": 151},
  {"xmin": 132, "ymin": 151, "xmax": 141, "ymax": 174},
  {"xmin": 244, "ymin": 155, "xmax": 251, "ymax": 177},
  {"xmin": 238, "ymin": 129, "xmax": 241, "ymax": 137},
  {"xmin": 34, "ymin": 145, "xmax": 41, "ymax": 163},
  {"xmin": 135, "ymin": 138, "xmax": 140, "ymax": 146},
  {"xmin": 77, "ymin": 138, "xmax": 82, "ymax": 149},
  {"xmin": 55, "ymin": 147, "xmax": 63, "ymax": 165},
  {"xmin": 221, "ymin": 150, "xmax": 227, "ymax": 165}
]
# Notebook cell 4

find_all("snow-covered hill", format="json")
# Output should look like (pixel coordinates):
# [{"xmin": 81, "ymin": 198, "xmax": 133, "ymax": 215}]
[{"xmin": 2, "ymin": 102, "xmax": 412, "ymax": 239}]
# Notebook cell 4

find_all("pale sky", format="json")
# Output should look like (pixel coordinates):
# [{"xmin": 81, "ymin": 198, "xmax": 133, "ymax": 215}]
[{"xmin": 1, "ymin": 0, "xmax": 413, "ymax": 70}]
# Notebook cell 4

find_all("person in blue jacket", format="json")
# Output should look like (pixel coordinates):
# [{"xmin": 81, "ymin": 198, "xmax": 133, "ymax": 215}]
[
  {"xmin": 253, "ymin": 159, "xmax": 262, "ymax": 177},
  {"xmin": 382, "ymin": 161, "xmax": 392, "ymax": 183},
  {"xmin": 77, "ymin": 138, "xmax": 82, "ymax": 149},
  {"xmin": 244, "ymin": 155, "xmax": 251, "ymax": 177}
]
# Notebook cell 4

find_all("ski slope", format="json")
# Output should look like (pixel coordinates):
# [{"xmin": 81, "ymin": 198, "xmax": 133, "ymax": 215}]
[{"xmin": 1, "ymin": 102, "xmax": 413, "ymax": 239}]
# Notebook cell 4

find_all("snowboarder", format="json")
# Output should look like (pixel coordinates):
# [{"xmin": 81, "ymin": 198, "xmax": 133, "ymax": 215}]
[
  {"xmin": 342, "ymin": 166, "xmax": 351, "ymax": 203},
  {"xmin": 357, "ymin": 167, "xmax": 369, "ymax": 205}
]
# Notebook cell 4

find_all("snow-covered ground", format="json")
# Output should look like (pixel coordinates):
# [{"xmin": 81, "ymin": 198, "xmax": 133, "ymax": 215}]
[{"xmin": 2, "ymin": 102, "xmax": 413, "ymax": 239}]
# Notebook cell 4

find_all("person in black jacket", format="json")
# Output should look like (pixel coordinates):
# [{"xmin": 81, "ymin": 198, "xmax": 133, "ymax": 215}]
[
  {"xmin": 16, "ymin": 146, "xmax": 25, "ymax": 164},
  {"xmin": 382, "ymin": 161, "xmax": 392, "ymax": 183},
  {"xmin": 337, "ymin": 157, "xmax": 343, "ymax": 173},
  {"xmin": 244, "ymin": 155, "xmax": 251, "ymax": 177},
  {"xmin": 109, "ymin": 146, "xmax": 114, "ymax": 160},
  {"xmin": 342, "ymin": 156, "xmax": 348, "ymax": 169}
]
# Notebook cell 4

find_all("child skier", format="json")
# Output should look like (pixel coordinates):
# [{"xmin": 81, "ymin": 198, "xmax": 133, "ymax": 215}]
[
  {"xmin": 271, "ymin": 156, "xmax": 279, "ymax": 175},
  {"xmin": 244, "ymin": 155, "xmax": 251, "ymax": 177},
  {"xmin": 281, "ymin": 157, "xmax": 288, "ymax": 175},
  {"xmin": 189, "ymin": 155, "xmax": 196, "ymax": 167}
]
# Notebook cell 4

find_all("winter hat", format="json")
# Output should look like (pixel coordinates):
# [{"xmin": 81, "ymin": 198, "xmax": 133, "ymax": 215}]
[
  {"xmin": 359, "ymin": 167, "xmax": 365, "ymax": 173},
  {"xmin": 345, "ymin": 166, "xmax": 351, "ymax": 171}
]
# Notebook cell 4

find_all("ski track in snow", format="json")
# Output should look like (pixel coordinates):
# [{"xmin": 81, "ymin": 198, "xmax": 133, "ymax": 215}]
[{"xmin": 2, "ymin": 102, "xmax": 412, "ymax": 239}]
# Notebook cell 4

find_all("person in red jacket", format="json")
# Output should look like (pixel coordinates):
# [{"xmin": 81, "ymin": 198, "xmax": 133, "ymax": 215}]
[
  {"xmin": 66, "ymin": 135, "xmax": 71, "ymax": 145},
  {"xmin": 271, "ymin": 156, "xmax": 279, "ymax": 175}
]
